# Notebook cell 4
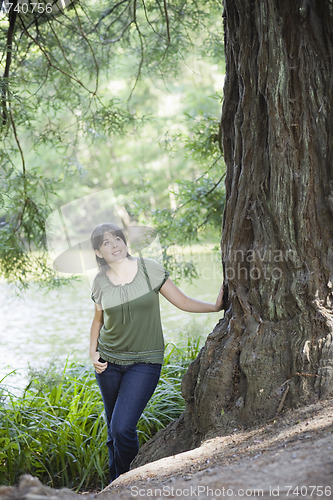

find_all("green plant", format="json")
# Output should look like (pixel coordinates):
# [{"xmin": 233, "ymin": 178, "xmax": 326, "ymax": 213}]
[
  {"xmin": 0, "ymin": 335, "xmax": 203, "ymax": 490},
  {"xmin": 0, "ymin": 362, "xmax": 107, "ymax": 490}
]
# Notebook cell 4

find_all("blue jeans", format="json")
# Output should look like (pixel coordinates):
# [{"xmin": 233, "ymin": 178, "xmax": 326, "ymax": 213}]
[{"xmin": 95, "ymin": 362, "xmax": 162, "ymax": 481}]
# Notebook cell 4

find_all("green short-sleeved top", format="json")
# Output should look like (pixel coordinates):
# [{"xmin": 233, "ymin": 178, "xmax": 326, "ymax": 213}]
[{"xmin": 91, "ymin": 258, "xmax": 169, "ymax": 365}]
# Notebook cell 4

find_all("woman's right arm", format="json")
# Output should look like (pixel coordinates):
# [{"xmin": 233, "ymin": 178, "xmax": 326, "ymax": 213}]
[{"xmin": 90, "ymin": 303, "xmax": 108, "ymax": 374}]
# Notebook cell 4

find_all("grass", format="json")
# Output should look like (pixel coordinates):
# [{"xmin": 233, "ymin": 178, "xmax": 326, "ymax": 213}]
[{"xmin": 0, "ymin": 336, "xmax": 203, "ymax": 491}]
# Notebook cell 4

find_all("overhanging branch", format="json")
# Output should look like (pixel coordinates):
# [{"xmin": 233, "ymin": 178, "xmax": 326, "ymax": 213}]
[{"xmin": 1, "ymin": 0, "xmax": 18, "ymax": 126}]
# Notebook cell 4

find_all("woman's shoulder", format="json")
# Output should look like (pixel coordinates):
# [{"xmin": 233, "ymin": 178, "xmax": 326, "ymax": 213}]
[
  {"xmin": 139, "ymin": 257, "xmax": 170, "ymax": 290},
  {"xmin": 92, "ymin": 268, "xmax": 107, "ymax": 286},
  {"xmin": 91, "ymin": 269, "xmax": 107, "ymax": 302},
  {"xmin": 140, "ymin": 257, "xmax": 165, "ymax": 272},
  {"xmin": 140, "ymin": 257, "xmax": 159, "ymax": 265}
]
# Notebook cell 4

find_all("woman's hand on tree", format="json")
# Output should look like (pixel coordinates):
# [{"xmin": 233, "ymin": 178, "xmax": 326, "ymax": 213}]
[
  {"xmin": 91, "ymin": 351, "xmax": 107, "ymax": 374},
  {"xmin": 214, "ymin": 284, "xmax": 224, "ymax": 312}
]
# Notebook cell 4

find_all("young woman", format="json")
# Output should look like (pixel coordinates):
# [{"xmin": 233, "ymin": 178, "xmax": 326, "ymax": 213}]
[{"xmin": 89, "ymin": 223, "xmax": 224, "ymax": 482}]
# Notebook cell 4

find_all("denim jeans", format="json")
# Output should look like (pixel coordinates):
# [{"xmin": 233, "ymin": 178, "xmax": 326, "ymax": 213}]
[{"xmin": 95, "ymin": 362, "xmax": 162, "ymax": 481}]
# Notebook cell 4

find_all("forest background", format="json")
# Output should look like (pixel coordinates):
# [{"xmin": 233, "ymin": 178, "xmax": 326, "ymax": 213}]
[{"xmin": 0, "ymin": 0, "xmax": 226, "ymax": 287}]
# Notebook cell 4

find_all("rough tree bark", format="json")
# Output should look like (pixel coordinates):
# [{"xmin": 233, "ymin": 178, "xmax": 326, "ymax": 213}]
[{"xmin": 132, "ymin": 0, "xmax": 333, "ymax": 467}]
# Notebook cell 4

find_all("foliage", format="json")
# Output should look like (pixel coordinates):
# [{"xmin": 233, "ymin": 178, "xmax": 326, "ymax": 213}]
[
  {"xmin": 159, "ymin": 110, "xmax": 226, "ymax": 241},
  {"xmin": 131, "ymin": 110, "xmax": 226, "ymax": 281},
  {"xmin": 0, "ymin": 336, "xmax": 203, "ymax": 490},
  {"xmin": 0, "ymin": 361, "xmax": 106, "ymax": 490},
  {"xmin": 0, "ymin": 0, "xmax": 225, "ymax": 287},
  {"xmin": 0, "ymin": 0, "xmax": 222, "ymax": 287},
  {"xmin": 0, "ymin": 165, "xmax": 70, "ymax": 289}
]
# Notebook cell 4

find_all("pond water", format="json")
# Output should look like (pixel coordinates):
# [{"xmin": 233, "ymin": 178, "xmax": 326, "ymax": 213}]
[{"xmin": 0, "ymin": 250, "xmax": 223, "ymax": 391}]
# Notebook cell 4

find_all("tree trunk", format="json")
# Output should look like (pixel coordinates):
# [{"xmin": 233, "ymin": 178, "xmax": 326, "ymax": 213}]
[{"xmin": 132, "ymin": 0, "xmax": 333, "ymax": 467}]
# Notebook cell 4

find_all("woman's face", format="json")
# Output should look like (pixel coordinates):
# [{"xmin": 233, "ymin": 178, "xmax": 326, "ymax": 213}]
[{"xmin": 95, "ymin": 232, "xmax": 128, "ymax": 264}]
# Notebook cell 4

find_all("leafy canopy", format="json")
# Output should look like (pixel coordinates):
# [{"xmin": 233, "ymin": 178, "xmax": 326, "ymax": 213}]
[{"xmin": 0, "ymin": 0, "xmax": 225, "ymax": 288}]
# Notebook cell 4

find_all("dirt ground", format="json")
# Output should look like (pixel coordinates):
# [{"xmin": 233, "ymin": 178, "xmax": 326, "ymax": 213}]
[{"xmin": 1, "ymin": 399, "xmax": 332, "ymax": 500}]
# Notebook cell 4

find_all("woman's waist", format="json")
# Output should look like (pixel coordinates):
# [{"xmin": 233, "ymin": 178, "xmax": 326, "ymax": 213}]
[{"xmin": 97, "ymin": 346, "xmax": 164, "ymax": 365}]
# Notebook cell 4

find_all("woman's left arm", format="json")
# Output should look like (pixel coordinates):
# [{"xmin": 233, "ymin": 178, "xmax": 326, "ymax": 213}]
[{"xmin": 159, "ymin": 278, "xmax": 224, "ymax": 313}]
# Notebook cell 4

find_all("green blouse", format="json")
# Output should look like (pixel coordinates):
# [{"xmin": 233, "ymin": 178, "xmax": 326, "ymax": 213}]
[{"xmin": 91, "ymin": 258, "xmax": 169, "ymax": 365}]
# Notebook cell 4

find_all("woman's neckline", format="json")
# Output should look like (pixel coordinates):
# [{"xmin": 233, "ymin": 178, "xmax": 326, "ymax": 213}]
[{"xmin": 105, "ymin": 257, "xmax": 140, "ymax": 287}]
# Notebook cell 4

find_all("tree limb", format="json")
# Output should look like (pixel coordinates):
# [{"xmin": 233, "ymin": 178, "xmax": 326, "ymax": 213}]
[
  {"xmin": 93, "ymin": 0, "xmax": 129, "ymax": 32},
  {"xmin": 72, "ymin": 0, "xmax": 99, "ymax": 94},
  {"xmin": 128, "ymin": 0, "xmax": 145, "ymax": 101},
  {"xmin": 163, "ymin": 0, "xmax": 170, "ymax": 43},
  {"xmin": 19, "ymin": 15, "xmax": 95, "ymax": 94},
  {"xmin": 2, "ymin": 0, "xmax": 18, "ymax": 126}
]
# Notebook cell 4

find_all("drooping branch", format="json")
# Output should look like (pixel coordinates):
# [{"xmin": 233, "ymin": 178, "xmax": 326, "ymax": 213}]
[
  {"xmin": 93, "ymin": 0, "xmax": 130, "ymax": 32},
  {"xmin": 18, "ymin": 15, "xmax": 95, "ymax": 94},
  {"xmin": 141, "ymin": 0, "xmax": 164, "ymax": 39},
  {"xmin": 128, "ymin": 0, "xmax": 145, "ymax": 100},
  {"xmin": 71, "ymin": 0, "xmax": 99, "ymax": 95},
  {"xmin": 8, "ymin": 106, "xmax": 26, "ymax": 181},
  {"xmin": 46, "ymin": 18, "xmax": 75, "ymax": 73},
  {"xmin": 163, "ymin": 0, "xmax": 171, "ymax": 43},
  {"xmin": 2, "ymin": 0, "xmax": 18, "ymax": 126}
]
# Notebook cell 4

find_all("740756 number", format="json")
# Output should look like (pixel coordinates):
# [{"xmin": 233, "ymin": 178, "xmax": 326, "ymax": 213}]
[
  {"xmin": 285, "ymin": 485, "xmax": 331, "ymax": 497},
  {"xmin": 1, "ymin": 2, "xmax": 53, "ymax": 14}
]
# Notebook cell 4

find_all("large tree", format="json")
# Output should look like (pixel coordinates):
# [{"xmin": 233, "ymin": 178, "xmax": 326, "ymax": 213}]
[{"xmin": 133, "ymin": 0, "xmax": 333, "ymax": 465}]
